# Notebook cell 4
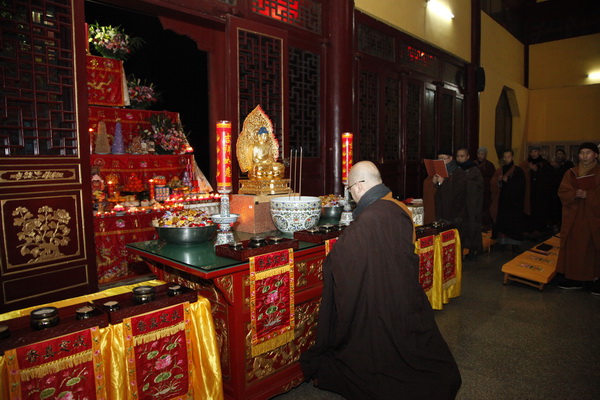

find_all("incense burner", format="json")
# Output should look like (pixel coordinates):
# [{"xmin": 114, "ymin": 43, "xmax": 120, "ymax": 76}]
[{"xmin": 270, "ymin": 196, "xmax": 321, "ymax": 233}]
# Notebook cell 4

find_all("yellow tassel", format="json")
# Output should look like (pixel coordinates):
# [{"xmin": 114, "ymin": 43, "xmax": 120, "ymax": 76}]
[
  {"xmin": 20, "ymin": 350, "xmax": 93, "ymax": 381},
  {"xmin": 133, "ymin": 322, "xmax": 186, "ymax": 346},
  {"xmin": 253, "ymin": 264, "xmax": 292, "ymax": 280},
  {"xmin": 251, "ymin": 330, "xmax": 295, "ymax": 358}
]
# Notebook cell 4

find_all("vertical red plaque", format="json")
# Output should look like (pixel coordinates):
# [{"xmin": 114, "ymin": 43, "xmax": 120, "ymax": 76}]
[
  {"xmin": 341, "ymin": 132, "xmax": 353, "ymax": 185},
  {"xmin": 216, "ymin": 120, "xmax": 232, "ymax": 193}
]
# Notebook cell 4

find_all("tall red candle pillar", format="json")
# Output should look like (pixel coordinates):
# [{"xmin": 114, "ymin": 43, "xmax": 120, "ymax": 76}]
[
  {"xmin": 216, "ymin": 120, "xmax": 232, "ymax": 193},
  {"xmin": 341, "ymin": 132, "xmax": 354, "ymax": 185}
]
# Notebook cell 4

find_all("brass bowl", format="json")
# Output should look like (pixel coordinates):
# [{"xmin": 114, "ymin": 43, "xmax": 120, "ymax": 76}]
[
  {"xmin": 155, "ymin": 225, "xmax": 217, "ymax": 244},
  {"xmin": 321, "ymin": 205, "xmax": 343, "ymax": 220}
]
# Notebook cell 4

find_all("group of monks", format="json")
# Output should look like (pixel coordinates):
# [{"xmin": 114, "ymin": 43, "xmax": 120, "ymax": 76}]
[{"xmin": 422, "ymin": 142, "xmax": 600, "ymax": 293}]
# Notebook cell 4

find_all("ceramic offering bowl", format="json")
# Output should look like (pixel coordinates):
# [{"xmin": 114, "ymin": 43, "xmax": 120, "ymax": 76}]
[{"xmin": 270, "ymin": 196, "xmax": 321, "ymax": 233}]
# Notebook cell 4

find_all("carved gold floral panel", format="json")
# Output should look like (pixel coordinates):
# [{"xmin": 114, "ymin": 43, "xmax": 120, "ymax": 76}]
[{"xmin": 1, "ymin": 194, "xmax": 83, "ymax": 270}]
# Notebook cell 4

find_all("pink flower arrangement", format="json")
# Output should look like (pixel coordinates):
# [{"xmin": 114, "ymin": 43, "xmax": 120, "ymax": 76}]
[
  {"xmin": 127, "ymin": 75, "xmax": 160, "ymax": 109},
  {"xmin": 141, "ymin": 113, "xmax": 190, "ymax": 155}
]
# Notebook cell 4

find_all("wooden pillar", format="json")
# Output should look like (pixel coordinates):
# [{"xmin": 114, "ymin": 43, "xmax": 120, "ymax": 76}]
[
  {"xmin": 326, "ymin": 0, "xmax": 354, "ymax": 195},
  {"xmin": 467, "ymin": 0, "xmax": 482, "ymax": 154}
]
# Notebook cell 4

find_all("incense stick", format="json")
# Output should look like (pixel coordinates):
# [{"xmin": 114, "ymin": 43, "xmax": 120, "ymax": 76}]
[
  {"xmin": 299, "ymin": 147, "xmax": 303, "ymax": 199},
  {"xmin": 289, "ymin": 148, "xmax": 293, "ymax": 199},
  {"xmin": 294, "ymin": 149, "xmax": 299, "ymax": 198}
]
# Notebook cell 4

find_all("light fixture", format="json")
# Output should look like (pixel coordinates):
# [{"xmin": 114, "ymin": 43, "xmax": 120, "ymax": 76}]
[
  {"xmin": 587, "ymin": 72, "xmax": 600, "ymax": 79},
  {"xmin": 426, "ymin": 0, "xmax": 455, "ymax": 20}
]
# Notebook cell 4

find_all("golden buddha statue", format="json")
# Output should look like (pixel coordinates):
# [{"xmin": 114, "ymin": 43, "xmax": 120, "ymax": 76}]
[
  {"xmin": 237, "ymin": 105, "xmax": 289, "ymax": 194},
  {"xmin": 249, "ymin": 127, "xmax": 285, "ymax": 179}
]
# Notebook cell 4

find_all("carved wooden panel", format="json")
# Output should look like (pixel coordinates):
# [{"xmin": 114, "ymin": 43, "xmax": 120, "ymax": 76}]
[
  {"xmin": 358, "ymin": 70, "xmax": 379, "ymax": 161},
  {"xmin": 251, "ymin": 0, "xmax": 322, "ymax": 34},
  {"xmin": 237, "ymin": 28, "xmax": 285, "ymax": 155},
  {"xmin": 1, "ymin": 190, "xmax": 90, "ymax": 307},
  {"xmin": 357, "ymin": 22, "xmax": 395, "ymax": 63},
  {"xmin": 289, "ymin": 47, "xmax": 320, "ymax": 158},
  {"xmin": 0, "ymin": 0, "xmax": 78, "ymax": 157},
  {"xmin": 406, "ymin": 80, "xmax": 422, "ymax": 162},
  {"xmin": 384, "ymin": 77, "xmax": 400, "ymax": 161}
]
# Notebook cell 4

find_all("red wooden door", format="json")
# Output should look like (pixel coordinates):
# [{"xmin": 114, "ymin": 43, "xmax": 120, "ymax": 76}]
[{"xmin": 0, "ymin": 0, "xmax": 98, "ymax": 312}]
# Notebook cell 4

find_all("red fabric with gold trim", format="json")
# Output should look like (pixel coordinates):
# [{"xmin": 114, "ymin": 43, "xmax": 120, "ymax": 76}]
[
  {"xmin": 124, "ymin": 302, "xmax": 193, "ymax": 400},
  {"xmin": 416, "ymin": 235, "xmax": 435, "ymax": 292},
  {"xmin": 93, "ymin": 211, "xmax": 163, "ymax": 283},
  {"xmin": 441, "ymin": 229, "xmax": 458, "ymax": 283},
  {"xmin": 325, "ymin": 238, "xmax": 338, "ymax": 255},
  {"xmin": 87, "ymin": 55, "xmax": 126, "ymax": 106},
  {"xmin": 249, "ymin": 248, "xmax": 295, "ymax": 357},
  {"xmin": 89, "ymin": 107, "xmax": 180, "ymax": 151},
  {"xmin": 6, "ymin": 327, "xmax": 106, "ymax": 400}
]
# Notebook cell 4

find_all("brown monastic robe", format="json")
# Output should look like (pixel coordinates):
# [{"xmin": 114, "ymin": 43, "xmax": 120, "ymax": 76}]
[
  {"xmin": 300, "ymin": 191, "xmax": 461, "ymax": 400},
  {"xmin": 556, "ymin": 163, "xmax": 600, "ymax": 281}
]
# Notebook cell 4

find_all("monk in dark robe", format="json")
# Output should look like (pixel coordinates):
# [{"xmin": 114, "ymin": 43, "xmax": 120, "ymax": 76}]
[
  {"xmin": 300, "ymin": 161, "xmax": 461, "ymax": 400},
  {"xmin": 422, "ymin": 175, "xmax": 436, "ymax": 224},
  {"xmin": 490, "ymin": 149, "xmax": 526, "ymax": 253},
  {"xmin": 433, "ymin": 150, "xmax": 467, "ymax": 233},
  {"xmin": 456, "ymin": 148, "xmax": 484, "ymax": 260},
  {"xmin": 556, "ymin": 142, "xmax": 600, "ymax": 294},
  {"xmin": 476, "ymin": 146, "xmax": 496, "ymax": 226},
  {"xmin": 519, "ymin": 146, "xmax": 556, "ymax": 233}
]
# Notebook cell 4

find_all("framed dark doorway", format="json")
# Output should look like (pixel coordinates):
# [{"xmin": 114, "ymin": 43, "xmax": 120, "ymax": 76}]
[
  {"xmin": 85, "ymin": 2, "xmax": 210, "ymax": 174},
  {"xmin": 494, "ymin": 86, "xmax": 517, "ymax": 160}
]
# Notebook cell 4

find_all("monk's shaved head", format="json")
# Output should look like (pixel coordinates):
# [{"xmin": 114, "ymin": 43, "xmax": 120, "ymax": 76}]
[{"xmin": 349, "ymin": 161, "xmax": 381, "ymax": 186}]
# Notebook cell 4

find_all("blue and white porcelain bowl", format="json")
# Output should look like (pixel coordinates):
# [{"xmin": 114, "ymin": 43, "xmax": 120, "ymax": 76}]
[{"xmin": 270, "ymin": 196, "xmax": 321, "ymax": 233}]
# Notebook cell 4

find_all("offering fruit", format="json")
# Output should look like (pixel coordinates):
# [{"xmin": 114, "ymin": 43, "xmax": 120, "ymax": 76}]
[
  {"xmin": 153, "ymin": 209, "xmax": 213, "ymax": 227},
  {"xmin": 122, "ymin": 173, "xmax": 144, "ymax": 192},
  {"xmin": 319, "ymin": 194, "xmax": 342, "ymax": 207}
]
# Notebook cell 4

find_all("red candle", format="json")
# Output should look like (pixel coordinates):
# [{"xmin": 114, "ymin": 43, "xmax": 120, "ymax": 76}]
[
  {"xmin": 107, "ymin": 180, "xmax": 115, "ymax": 198},
  {"xmin": 216, "ymin": 120, "xmax": 232, "ymax": 193},
  {"xmin": 342, "ymin": 132, "xmax": 354, "ymax": 185},
  {"xmin": 148, "ymin": 179, "xmax": 155, "ymax": 200}
]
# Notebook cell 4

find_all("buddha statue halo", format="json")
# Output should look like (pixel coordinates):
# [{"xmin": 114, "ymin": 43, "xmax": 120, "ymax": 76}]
[{"xmin": 237, "ymin": 105, "xmax": 290, "ymax": 195}]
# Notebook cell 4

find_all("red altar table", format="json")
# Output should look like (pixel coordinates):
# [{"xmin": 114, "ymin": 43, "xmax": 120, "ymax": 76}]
[{"xmin": 126, "ymin": 238, "xmax": 324, "ymax": 400}]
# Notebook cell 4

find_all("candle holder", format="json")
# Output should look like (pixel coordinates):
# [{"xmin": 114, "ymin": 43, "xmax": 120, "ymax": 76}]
[
  {"xmin": 211, "ymin": 193, "xmax": 240, "ymax": 246},
  {"xmin": 339, "ymin": 185, "xmax": 354, "ymax": 226}
]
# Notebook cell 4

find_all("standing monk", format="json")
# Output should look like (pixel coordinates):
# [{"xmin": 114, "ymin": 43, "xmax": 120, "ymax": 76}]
[
  {"xmin": 432, "ymin": 149, "xmax": 468, "ymax": 232},
  {"xmin": 490, "ymin": 149, "xmax": 526, "ymax": 253},
  {"xmin": 475, "ymin": 146, "xmax": 496, "ymax": 226},
  {"xmin": 456, "ymin": 147, "xmax": 484, "ymax": 260},
  {"xmin": 520, "ymin": 146, "xmax": 556, "ymax": 234},
  {"xmin": 301, "ymin": 161, "xmax": 461, "ymax": 399},
  {"xmin": 556, "ymin": 142, "xmax": 600, "ymax": 294}
]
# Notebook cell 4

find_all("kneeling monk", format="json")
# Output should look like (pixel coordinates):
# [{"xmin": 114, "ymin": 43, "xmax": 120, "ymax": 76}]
[{"xmin": 300, "ymin": 161, "xmax": 461, "ymax": 400}]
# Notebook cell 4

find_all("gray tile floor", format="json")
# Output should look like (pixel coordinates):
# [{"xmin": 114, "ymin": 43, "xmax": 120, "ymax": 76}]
[{"xmin": 272, "ymin": 245, "xmax": 600, "ymax": 400}]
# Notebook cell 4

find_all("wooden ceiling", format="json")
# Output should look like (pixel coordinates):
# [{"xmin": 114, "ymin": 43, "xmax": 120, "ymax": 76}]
[{"xmin": 482, "ymin": 0, "xmax": 600, "ymax": 44}]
